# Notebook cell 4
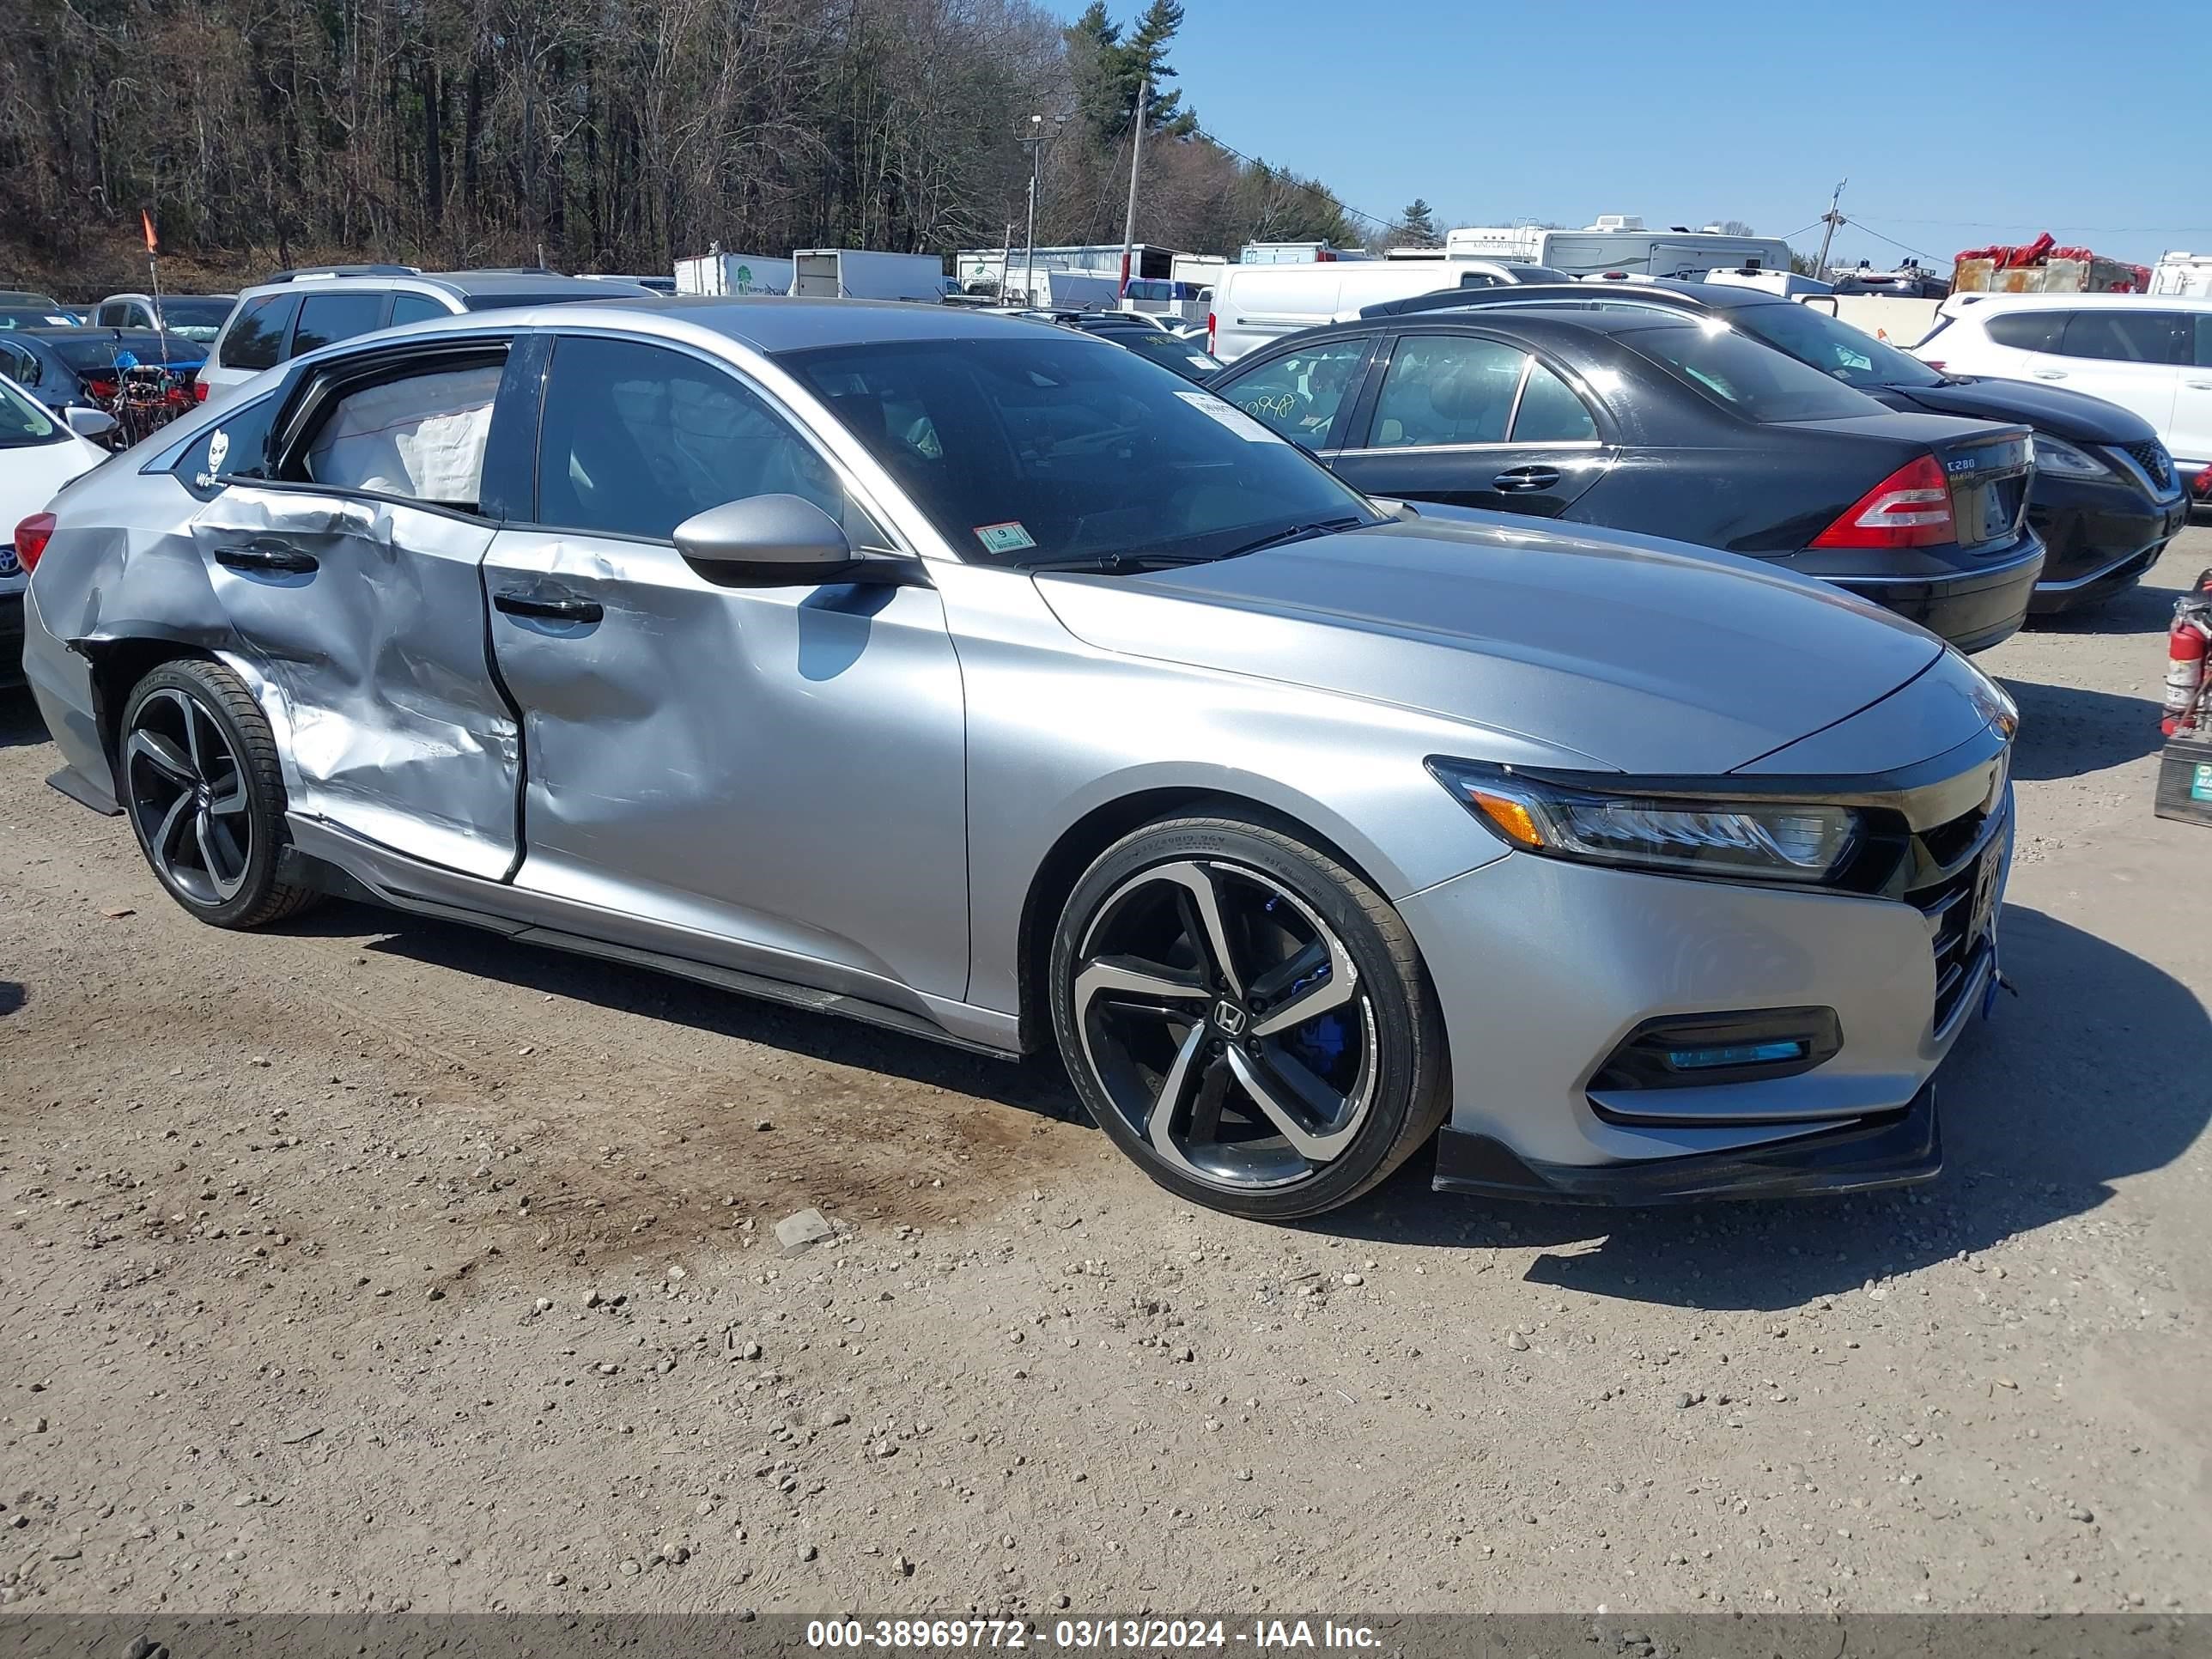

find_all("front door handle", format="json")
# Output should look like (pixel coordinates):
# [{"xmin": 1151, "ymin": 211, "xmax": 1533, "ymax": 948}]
[
  {"xmin": 494, "ymin": 586, "xmax": 604, "ymax": 625},
  {"xmin": 2187, "ymin": 380, "xmax": 2212, "ymax": 391},
  {"xmin": 1493, "ymin": 465, "xmax": 1561, "ymax": 492},
  {"xmin": 213, "ymin": 540, "xmax": 319, "ymax": 574}
]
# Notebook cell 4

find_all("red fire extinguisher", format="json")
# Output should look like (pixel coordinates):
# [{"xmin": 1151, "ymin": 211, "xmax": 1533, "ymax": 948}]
[{"xmin": 2165, "ymin": 606, "xmax": 2210, "ymax": 738}]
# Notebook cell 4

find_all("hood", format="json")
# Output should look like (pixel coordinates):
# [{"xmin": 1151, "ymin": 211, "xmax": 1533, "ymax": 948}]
[
  {"xmin": 1881, "ymin": 376, "xmax": 2159, "ymax": 444},
  {"xmin": 1034, "ymin": 515, "xmax": 1945, "ymax": 775}
]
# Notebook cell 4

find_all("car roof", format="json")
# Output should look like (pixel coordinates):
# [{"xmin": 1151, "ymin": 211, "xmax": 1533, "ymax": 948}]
[
  {"xmin": 236, "ymin": 269, "xmax": 650, "ymax": 301},
  {"xmin": 1948, "ymin": 291, "xmax": 2212, "ymax": 311},
  {"xmin": 386, "ymin": 294, "xmax": 1080, "ymax": 352}
]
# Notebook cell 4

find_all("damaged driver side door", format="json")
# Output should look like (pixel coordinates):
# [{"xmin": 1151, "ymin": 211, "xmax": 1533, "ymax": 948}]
[{"xmin": 186, "ymin": 338, "xmax": 522, "ymax": 879}]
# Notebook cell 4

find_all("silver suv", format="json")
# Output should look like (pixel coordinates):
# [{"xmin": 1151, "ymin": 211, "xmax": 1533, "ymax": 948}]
[{"xmin": 197, "ymin": 265, "xmax": 651, "ymax": 408}]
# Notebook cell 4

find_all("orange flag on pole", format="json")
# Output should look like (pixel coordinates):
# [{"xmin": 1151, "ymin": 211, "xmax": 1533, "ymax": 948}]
[{"xmin": 141, "ymin": 210, "xmax": 158, "ymax": 252}]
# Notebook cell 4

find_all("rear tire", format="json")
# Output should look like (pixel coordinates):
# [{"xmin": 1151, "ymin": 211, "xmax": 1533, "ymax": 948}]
[
  {"xmin": 1048, "ymin": 808, "xmax": 1450, "ymax": 1221},
  {"xmin": 119, "ymin": 659, "xmax": 320, "ymax": 929}
]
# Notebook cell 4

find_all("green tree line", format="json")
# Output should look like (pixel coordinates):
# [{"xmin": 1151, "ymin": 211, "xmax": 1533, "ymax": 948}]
[{"xmin": 0, "ymin": 0, "xmax": 1364, "ymax": 277}]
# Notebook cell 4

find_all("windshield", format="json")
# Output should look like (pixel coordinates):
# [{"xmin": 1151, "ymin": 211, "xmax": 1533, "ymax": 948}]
[
  {"xmin": 779, "ymin": 334, "xmax": 1379, "ymax": 568},
  {"xmin": 1097, "ymin": 328, "xmax": 1224, "ymax": 383},
  {"xmin": 0, "ymin": 306, "xmax": 77, "ymax": 331},
  {"xmin": 155, "ymin": 297, "xmax": 236, "ymax": 342},
  {"xmin": 1728, "ymin": 301, "xmax": 1946, "ymax": 389},
  {"xmin": 0, "ymin": 375, "xmax": 64, "ymax": 447},
  {"xmin": 1622, "ymin": 319, "xmax": 1888, "ymax": 423}
]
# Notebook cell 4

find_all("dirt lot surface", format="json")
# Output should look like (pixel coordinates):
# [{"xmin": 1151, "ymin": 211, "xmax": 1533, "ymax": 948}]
[{"xmin": 3, "ymin": 529, "xmax": 2209, "ymax": 1619}]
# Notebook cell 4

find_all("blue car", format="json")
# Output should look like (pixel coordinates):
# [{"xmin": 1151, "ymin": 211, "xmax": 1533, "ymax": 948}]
[{"xmin": 0, "ymin": 327, "xmax": 209, "ymax": 430}]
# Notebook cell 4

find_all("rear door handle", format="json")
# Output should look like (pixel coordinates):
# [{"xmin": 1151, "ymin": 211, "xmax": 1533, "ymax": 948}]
[
  {"xmin": 494, "ymin": 586, "xmax": 604, "ymax": 624},
  {"xmin": 1492, "ymin": 465, "xmax": 1561, "ymax": 492},
  {"xmin": 212, "ymin": 540, "xmax": 319, "ymax": 574},
  {"xmin": 2187, "ymin": 380, "xmax": 2212, "ymax": 391},
  {"xmin": 2031, "ymin": 370, "xmax": 2067, "ymax": 380}
]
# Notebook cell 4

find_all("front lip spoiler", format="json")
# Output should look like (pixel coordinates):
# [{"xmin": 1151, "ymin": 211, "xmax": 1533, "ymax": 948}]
[{"xmin": 1431, "ymin": 1079, "xmax": 1941, "ymax": 1204}]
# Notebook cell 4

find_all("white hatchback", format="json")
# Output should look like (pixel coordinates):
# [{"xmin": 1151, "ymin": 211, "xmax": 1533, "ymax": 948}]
[
  {"xmin": 1913, "ymin": 293, "xmax": 2212, "ymax": 491},
  {"xmin": 2, "ymin": 373, "xmax": 112, "ymax": 684}
]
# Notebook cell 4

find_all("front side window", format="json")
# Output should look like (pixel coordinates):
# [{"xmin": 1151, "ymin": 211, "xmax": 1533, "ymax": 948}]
[
  {"xmin": 219, "ymin": 294, "xmax": 301, "ymax": 370},
  {"xmin": 300, "ymin": 361, "xmax": 504, "ymax": 507},
  {"xmin": 1370, "ymin": 334, "xmax": 1527, "ymax": 447},
  {"xmin": 2058, "ymin": 310, "xmax": 2185, "ymax": 366},
  {"xmin": 95, "ymin": 301, "xmax": 129, "ymax": 326},
  {"xmin": 534, "ymin": 335, "xmax": 885, "ymax": 546},
  {"xmin": 1626, "ymin": 319, "xmax": 1885, "ymax": 423},
  {"xmin": 1221, "ymin": 337, "xmax": 1371, "ymax": 442},
  {"xmin": 292, "ymin": 291, "xmax": 390, "ymax": 356},
  {"xmin": 782, "ymin": 334, "xmax": 1380, "ymax": 568}
]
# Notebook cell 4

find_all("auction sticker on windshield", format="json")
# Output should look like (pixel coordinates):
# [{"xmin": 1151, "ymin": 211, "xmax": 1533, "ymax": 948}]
[
  {"xmin": 975, "ymin": 521, "xmax": 1037, "ymax": 555},
  {"xmin": 1175, "ymin": 390, "xmax": 1277, "ymax": 442}
]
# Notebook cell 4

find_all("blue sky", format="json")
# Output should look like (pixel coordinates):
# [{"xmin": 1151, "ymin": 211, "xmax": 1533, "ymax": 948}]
[{"xmin": 1079, "ymin": 0, "xmax": 2212, "ymax": 270}]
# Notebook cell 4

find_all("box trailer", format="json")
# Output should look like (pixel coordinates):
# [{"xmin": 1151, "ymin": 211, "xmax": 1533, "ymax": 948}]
[
  {"xmin": 674, "ymin": 252, "xmax": 794, "ymax": 296},
  {"xmin": 789, "ymin": 250, "xmax": 948, "ymax": 301},
  {"xmin": 1444, "ymin": 216, "xmax": 1791, "ymax": 280}
]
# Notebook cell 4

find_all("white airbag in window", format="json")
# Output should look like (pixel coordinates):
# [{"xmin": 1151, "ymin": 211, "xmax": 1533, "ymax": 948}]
[{"xmin": 307, "ymin": 364, "xmax": 502, "ymax": 505}]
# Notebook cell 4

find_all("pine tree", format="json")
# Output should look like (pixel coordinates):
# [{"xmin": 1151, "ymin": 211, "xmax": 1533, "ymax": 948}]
[{"xmin": 1395, "ymin": 198, "xmax": 1440, "ymax": 248}]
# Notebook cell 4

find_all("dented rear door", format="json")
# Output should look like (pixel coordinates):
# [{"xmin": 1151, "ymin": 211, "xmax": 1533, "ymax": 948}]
[{"xmin": 184, "ymin": 346, "xmax": 521, "ymax": 878}]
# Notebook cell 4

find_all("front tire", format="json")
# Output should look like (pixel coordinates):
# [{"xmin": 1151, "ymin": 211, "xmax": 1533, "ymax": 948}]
[
  {"xmin": 119, "ymin": 659, "xmax": 320, "ymax": 929},
  {"xmin": 1048, "ymin": 809, "xmax": 1450, "ymax": 1221}
]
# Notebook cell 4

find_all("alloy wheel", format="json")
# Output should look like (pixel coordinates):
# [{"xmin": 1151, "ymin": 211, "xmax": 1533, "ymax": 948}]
[
  {"xmin": 124, "ymin": 684, "xmax": 255, "ymax": 908},
  {"xmin": 1070, "ymin": 859, "xmax": 1378, "ymax": 1191}
]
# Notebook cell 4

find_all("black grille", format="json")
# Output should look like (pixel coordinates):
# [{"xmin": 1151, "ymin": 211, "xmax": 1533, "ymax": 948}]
[
  {"xmin": 2121, "ymin": 440, "xmax": 2172, "ymax": 489},
  {"xmin": 1909, "ymin": 827, "xmax": 2002, "ymax": 1030}
]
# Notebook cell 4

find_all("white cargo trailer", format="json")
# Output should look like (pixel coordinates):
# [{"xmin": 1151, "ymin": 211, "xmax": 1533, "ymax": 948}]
[
  {"xmin": 1444, "ymin": 216, "xmax": 1792, "ymax": 280},
  {"xmin": 674, "ymin": 252, "xmax": 794, "ymax": 296},
  {"xmin": 789, "ymin": 250, "xmax": 948, "ymax": 301}
]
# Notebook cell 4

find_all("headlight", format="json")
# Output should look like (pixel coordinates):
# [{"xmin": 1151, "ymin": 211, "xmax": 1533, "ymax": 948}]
[
  {"xmin": 1428, "ymin": 759, "xmax": 1862, "ymax": 883},
  {"xmin": 2027, "ymin": 434, "xmax": 2110, "ymax": 479}
]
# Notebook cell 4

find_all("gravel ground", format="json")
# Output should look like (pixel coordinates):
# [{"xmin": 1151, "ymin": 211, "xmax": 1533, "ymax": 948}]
[{"xmin": 3, "ymin": 527, "xmax": 2209, "ymax": 1618}]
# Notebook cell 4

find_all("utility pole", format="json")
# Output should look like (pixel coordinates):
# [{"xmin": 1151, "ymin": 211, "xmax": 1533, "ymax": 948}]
[
  {"xmin": 1020, "ymin": 113, "xmax": 1045, "ymax": 307},
  {"xmin": 1812, "ymin": 179, "xmax": 1848, "ymax": 280},
  {"xmin": 999, "ymin": 222, "xmax": 1012, "ymax": 300},
  {"xmin": 1118, "ymin": 76, "xmax": 1149, "ymax": 301}
]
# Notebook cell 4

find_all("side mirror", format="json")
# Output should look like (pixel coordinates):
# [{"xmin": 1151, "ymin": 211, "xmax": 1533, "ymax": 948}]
[
  {"xmin": 66, "ymin": 406, "xmax": 119, "ymax": 441},
  {"xmin": 674, "ymin": 494, "xmax": 861, "ymax": 585}
]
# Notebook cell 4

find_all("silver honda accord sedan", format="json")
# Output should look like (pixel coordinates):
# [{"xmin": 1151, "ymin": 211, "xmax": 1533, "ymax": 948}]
[{"xmin": 15, "ymin": 298, "xmax": 2015, "ymax": 1219}]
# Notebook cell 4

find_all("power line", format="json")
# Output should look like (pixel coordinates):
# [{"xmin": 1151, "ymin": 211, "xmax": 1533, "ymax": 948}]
[
  {"xmin": 1188, "ymin": 124, "xmax": 1411, "ymax": 238},
  {"xmin": 1843, "ymin": 211, "xmax": 2212, "ymax": 236}
]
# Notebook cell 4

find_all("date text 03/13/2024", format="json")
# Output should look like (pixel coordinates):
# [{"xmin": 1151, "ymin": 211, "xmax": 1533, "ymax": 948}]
[{"xmin": 805, "ymin": 1619, "xmax": 1383, "ymax": 1650}]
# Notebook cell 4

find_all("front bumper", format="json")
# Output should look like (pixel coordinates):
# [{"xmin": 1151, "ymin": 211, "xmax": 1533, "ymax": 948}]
[
  {"xmin": 2024, "ymin": 471, "xmax": 2189, "ymax": 612},
  {"xmin": 1398, "ymin": 808, "xmax": 2004, "ymax": 1203}
]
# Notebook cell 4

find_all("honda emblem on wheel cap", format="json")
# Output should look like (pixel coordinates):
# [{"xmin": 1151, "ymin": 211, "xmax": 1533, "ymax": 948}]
[{"xmin": 1213, "ymin": 1000, "xmax": 1248, "ymax": 1036}]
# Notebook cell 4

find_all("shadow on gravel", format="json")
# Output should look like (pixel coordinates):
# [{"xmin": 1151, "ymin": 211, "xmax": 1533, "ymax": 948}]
[
  {"xmin": 1318, "ymin": 906, "xmax": 2212, "ymax": 1311},
  {"xmin": 2020, "ymin": 570, "xmax": 2186, "ymax": 639},
  {"xmin": 291, "ymin": 898, "xmax": 1085, "ymax": 1123},
  {"xmin": 0, "ymin": 981, "xmax": 23, "ymax": 1017},
  {"xmin": 1999, "ymin": 679, "xmax": 2164, "ymax": 780},
  {"xmin": 0, "ymin": 688, "xmax": 51, "ymax": 748}
]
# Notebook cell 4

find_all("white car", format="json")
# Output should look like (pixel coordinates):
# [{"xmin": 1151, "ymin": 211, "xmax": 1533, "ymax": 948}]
[
  {"xmin": 1, "ymin": 374, "xmax": 112, "ymax": 684},
  {"xmin": 1913, "ymin": 293, "xmax": 2212, "ymax": 498}
]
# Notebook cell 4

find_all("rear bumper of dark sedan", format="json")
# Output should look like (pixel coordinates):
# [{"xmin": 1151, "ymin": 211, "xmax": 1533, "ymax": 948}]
[
  {"xmin": 1785, "ymin": 532, "xmax": 2045, "ymax": 655},
  {"xmin": 2024, "ymin": 472, "xmax": 2190, "ymax": 613}
]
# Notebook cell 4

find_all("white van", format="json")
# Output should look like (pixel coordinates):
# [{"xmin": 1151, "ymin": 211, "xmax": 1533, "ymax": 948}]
[
  {"xmin": 1912, "ymin": 292, "xmax": 2212, "ymax": 479},
  {"xmin": 1208, "ymin": 260, "xmax": 1554, "ymax": 361}
]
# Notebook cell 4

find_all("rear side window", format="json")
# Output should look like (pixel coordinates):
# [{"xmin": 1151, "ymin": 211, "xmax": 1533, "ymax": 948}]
[
  {"xmin": 2058, "ymin": 310, "xmax": 2185, "ymax": 366},
  {"xmin": 301, "ymin": 361, "xmax": 504, "ymax": 508},
  {"xmin": 1511, "ymin": 362, "xmax": 1600, "ymax": 441},
  {"xmin": 169, "ymin": 395, "xmax": 280, "ymax": 499},
  {"xmin": 390, "ymin": 293, "xmax": 448, "ymax": 328},
  {"xmin": 218, "ymin": 294, "xmax": 300, "ymax": 370},
  {"xmin": 0, "ymin": 339, "xmax": 40, "ymax": 386},
  {"xmin": 532, "ymin": 335, "xmax": 885, "ymax": 545},
  {"xmin": 1370, "ymin": 335, "xmax": 1525, "ymax": 447},
  {"xmin": 293, "ymin": 292, "xmax": 390, "ymax": 356},
  {"xmin": 1628, "ymin": 320, "xmax": 1881, "ymax": 423}
]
